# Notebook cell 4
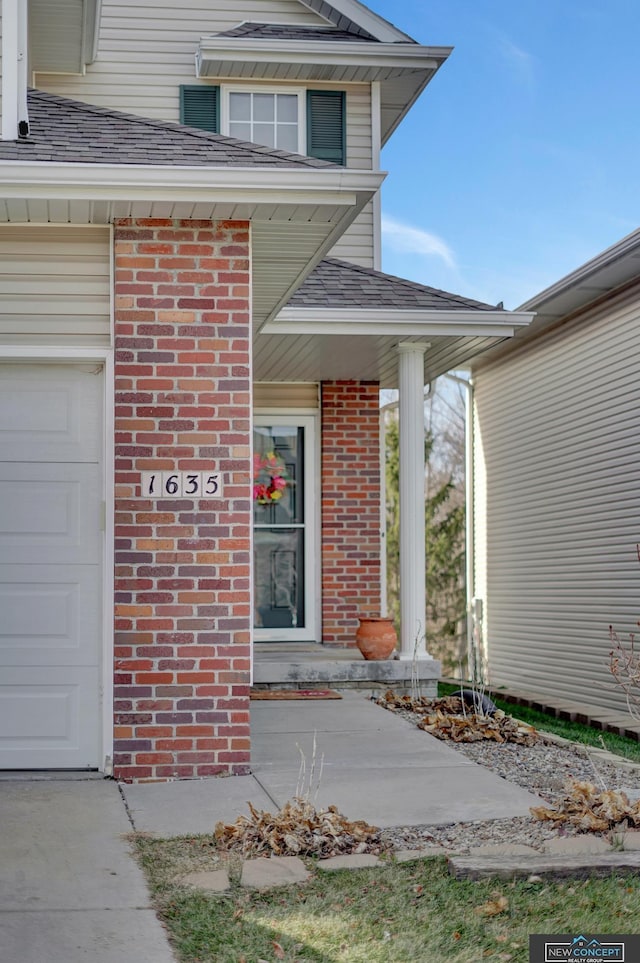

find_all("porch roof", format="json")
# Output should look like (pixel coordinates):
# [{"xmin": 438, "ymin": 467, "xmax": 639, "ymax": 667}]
[{"xmin": 256, "ymin": 258, "xmax": 535, "ymax": 386}]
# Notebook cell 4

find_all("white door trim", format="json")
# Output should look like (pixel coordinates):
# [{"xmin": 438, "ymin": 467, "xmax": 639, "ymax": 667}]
[
  {"xmin": 0, "ymin": 345, "xmax": 114, "ymax": 772},
  {"xmin": 253, "ymin": 410, "xmax": 320, "ymax": 642}
]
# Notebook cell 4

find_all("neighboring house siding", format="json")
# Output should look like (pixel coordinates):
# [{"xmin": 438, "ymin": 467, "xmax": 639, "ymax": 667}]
[
  {"xmin": 321, "ymin": 381, "xmax": 381, "ymax": 644},
  {"xmin": 113, "ymin": 217, "xmax": 251, "ymax": 782},
  {"xmin": 0, "ymin": 226, "xmax": 110, "ymax": 343},
  {"xmin": 472, "ymin": 282, "xmax": 640, "ymax": 714}
]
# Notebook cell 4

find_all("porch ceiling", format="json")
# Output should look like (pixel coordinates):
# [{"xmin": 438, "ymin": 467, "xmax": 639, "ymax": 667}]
[{"xmin": 253, "ymin": 329, "xmax": 530, "ymax": 387}]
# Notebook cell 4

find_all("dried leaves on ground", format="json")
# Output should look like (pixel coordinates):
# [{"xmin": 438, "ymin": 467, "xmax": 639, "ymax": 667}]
[
  {"xmin": 214, "ymin": 798, "xmax": 390, "ymax": 858},
  {"xmin": 377, "ymin": 690, "xmax": 539, "ymax": 745},
  {"xmin": 531, "ymin": 780, "xmax": 640, "ymax": 832}
]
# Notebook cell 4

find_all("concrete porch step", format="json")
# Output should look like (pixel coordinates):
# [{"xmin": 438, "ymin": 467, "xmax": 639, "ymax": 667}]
[{"xmin": 253, "ymin": 643, "xmax": 439, "ymax": 693}]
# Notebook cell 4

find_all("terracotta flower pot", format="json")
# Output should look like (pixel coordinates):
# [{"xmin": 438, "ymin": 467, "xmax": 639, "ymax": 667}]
[{"xmin": 355, "ymin": 616, "xmax": 397, "ymax": 661}]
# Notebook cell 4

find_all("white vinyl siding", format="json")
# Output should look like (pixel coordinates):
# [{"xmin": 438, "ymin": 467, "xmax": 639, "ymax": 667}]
[
  {"xmin": 34, "ymin": 0, "xmax": 330, "ymax": 117},
  {"xmin": 330, "ymin": 201, "xmax": 374, "ymax": 265},
  {"xmin": 329, "ymin": 85, "xmax": 373, "ymax": 264},
  {"xmin": 0, "ymin": 226, "xmax": 111, "ymax": 344},
  {"xmin": 35, "ymin": 0, "xmax": 376, "ymax": 263},
  {"xmin": 472, "ymin": 282, "xmax": 640, "ymax": 714}
]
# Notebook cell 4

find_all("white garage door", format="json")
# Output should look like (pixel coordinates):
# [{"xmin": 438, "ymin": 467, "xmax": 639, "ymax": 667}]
[{"xmin": 0, "ymin": 363, "xmax": 103, "ymax": 768}]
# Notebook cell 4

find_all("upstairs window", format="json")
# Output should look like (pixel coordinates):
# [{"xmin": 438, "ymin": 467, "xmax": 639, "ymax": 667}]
[
  {"xmin": 228, "ymin": 91, "xmax": 299, "ymax": 153},
  {"xmin": 180, "ymin": 85, "xmax": 345, "ymax": 165}
]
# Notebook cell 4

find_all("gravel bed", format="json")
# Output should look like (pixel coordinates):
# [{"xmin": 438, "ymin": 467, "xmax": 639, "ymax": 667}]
[{"xmin": 377, "ymin": 702, "xmax": 640, "ymax": 855}]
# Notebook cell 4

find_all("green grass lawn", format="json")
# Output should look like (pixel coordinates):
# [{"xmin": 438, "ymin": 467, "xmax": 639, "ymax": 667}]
[
  {"xmin": 135, "ymin": 836, "xmax": 640, "ymax": 963},
  {"xmin": 134, "ymin": 694, "xmax": 640, "ymax": 961}
]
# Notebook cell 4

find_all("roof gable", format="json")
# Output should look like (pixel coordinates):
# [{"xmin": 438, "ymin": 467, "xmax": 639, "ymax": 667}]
[{"xmin": 298, "ymin": 0, "xmax": 416, "ymax": 42}]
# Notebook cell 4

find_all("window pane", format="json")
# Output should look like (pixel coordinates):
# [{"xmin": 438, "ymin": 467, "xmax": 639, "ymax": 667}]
[
  {"xmin": 254, "ymin": 93, "xmax": 275, "ymax": 121},
  {"xmin": 254, "ymin": 529, "xmax": 305, "ymax": 629},
  {"xmin": 277, "ymin": 94, "xmax": 298, "ymax": 122},
  {"xmin": 229, "ymin": 92, "xmax": 251, "ymax": 121},
  {"xmin": 253, "ymin": 426, "xmax": 303, "ymax": 525},
  {"xmin": 229, "ymin": 122, "xmax": 251, "ymax": 142},
  {"xmin": 254, "ymin": 123, "xmax": 275, "ymax": 148},
  {"xmin": 277, "ymin": 125, "xmax": 298, "ymax": 153}
]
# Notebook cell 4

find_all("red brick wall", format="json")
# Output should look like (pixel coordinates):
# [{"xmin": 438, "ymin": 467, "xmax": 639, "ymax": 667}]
[
  {"xmin": 113, "ymin": 218, "xmax": 251, "ymax": 782},
  {"xmin": 321, "ymin": 381, "xmax": 381, "ymax": 644}
]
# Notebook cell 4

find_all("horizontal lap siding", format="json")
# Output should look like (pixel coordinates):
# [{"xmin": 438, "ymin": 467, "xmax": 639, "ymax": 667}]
[
  {"xmin": 36, "ymin": 2, "xmax": 376, "ymax": 269},
  {"xmin": 473, "ymin": 283, "xmax": 640, "ymax": 714},
  {"xmin": 330, "ymin": 86, "xmax": 374, "ymax": 266},
  {"xmin": 35, "ymin": 0, "xmax": 330, "ymax": 118},
  {"xmin": 0, "ymin": 226, "xmax": 110, "ymax": 343}
]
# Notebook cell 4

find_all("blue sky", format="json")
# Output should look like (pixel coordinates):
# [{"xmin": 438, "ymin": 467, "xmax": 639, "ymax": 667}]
[{"xmin": 371, "ymin": 0, "xmax": 640, "ymax": 308}]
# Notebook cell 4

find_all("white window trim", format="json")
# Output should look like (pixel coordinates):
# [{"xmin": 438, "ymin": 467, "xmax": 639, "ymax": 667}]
[{"xmin": 220, "ymin": 84, "xmax": 307, "ymax": 155}]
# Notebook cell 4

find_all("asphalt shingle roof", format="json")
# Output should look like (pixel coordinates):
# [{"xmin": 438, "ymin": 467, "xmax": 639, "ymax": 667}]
[
  {"xmin": 0, "ymin": 89, "xmax": 336, "ymax": 168},
  {"xmin": 215, "ymin": 22, "xmax": 373, "ymax": 42},
  {"xmin": 288, "ymin": 258, "xmax": 502, "ymax": 311}
]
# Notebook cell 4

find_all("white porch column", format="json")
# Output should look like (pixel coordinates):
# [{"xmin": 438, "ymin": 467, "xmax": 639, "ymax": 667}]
[{"xmin": 398, "ymin": 343, "xmax": 429, "ymax": 659}]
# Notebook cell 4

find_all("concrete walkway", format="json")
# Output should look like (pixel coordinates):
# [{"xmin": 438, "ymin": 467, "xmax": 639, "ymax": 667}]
[
  {"xmin": 0, "ymin": 779, "xmax": 176, "ymax": 963},
  {"xmin": 122, "ymin": 690, "xmax": 542, "ymax": 835},
  {"xmin": 0, "ymin": 692, "xmax": 543, "ymax": 962}
]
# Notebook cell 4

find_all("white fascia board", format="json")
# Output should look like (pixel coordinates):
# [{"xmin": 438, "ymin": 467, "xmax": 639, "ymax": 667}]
[
  {"xmin": 0, "ymin": 161, "xmax": 384, "ymax": 205},
  {"xmin": 518, "ymin": 227, "xmax": 640, "ymax": 312},
  {"xmin": 267, "ymin": 321, "xmax": 523, "ymax": 338},
  {"xmin": 297, "ymin": 0, "xmax": 414, "ymax": 42},
  {"xmin": 271, "ymin": 308, "xmax": 535, "ymax": 335},
  {"xmin": 197, "ymin": 38, "xmax": 449, "ymax": 75}
]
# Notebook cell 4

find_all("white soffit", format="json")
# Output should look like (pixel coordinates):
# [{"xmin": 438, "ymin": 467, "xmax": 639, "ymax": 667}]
[
  {"xmin": 0, "ymin": 162, "xmax": 382, "ymax": 327},
  {"xmin": 255, "ymin": 308, "xmax": 534, "ymax": 384},
  {"xmin": 196, "ymin": 40, "xmax": 451, "ymax": 144}
]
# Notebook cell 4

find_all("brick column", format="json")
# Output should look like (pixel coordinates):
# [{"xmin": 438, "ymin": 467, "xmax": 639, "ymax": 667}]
[
  {"xmin": 113, "ymin": 217, "xmax": 251, "ymax": 782},
  {"xmin": 321, "ymin": 381, "xmax": 381, "ymax": 645}
]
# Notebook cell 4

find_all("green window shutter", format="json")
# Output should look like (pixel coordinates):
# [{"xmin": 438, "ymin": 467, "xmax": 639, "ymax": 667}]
[
  {"xmin": 180, "ymin": 85, "xmax": 220, "ymax": 132},
  {"xmin": 306, "ymin": 90, "xmax": 345, "ymax": 165}
]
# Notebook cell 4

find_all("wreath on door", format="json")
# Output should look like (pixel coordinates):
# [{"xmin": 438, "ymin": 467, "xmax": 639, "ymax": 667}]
[{"xmin": 253, "ymin": 450, "xmax": 290, "ymax": 504}]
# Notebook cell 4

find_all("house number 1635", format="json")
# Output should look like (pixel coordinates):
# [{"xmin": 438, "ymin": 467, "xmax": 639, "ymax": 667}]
[{"xmin": 141, "ymin": 471, "xmax": 224, "ymax": 499}]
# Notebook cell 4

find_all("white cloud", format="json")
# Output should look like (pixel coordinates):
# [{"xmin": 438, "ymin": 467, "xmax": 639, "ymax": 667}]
[
  {"xmin": 496, "ymin": 34, "xmax": 535, "ymax": 89},
  {"xmin": 381, "ymin": 215, "xmax": 456, "ymax": 269}
]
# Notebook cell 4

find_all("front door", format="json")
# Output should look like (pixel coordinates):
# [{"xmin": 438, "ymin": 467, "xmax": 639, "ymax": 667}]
[{"xmin": 253, "ymin": 415, "xmax": 316, "ymax": 641}]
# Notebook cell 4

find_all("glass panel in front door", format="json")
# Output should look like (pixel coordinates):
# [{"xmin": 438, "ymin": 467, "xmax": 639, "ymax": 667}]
[{"xmin": 253, "ymin": 425, "xmax": 305, "ymax": 632}]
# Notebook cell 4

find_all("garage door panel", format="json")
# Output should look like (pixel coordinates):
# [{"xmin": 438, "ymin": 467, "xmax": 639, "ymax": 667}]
[
  {"xmin": 0, "ymin": 365, "xmax": 102, "ymax": 462},
  {"xmin": 0, "ymin": 669, "xmax": 99, "ymax": 769},
  {"xmin": 0, "ymin": 361, "xmax": 103, "ymax": 770},
  {"xmin": 0, "ymin": 467, "xmax": 101, "ymax": 564},
  {"xmin": 0, "ymin": 565, "xmax": 101, "ymax": 665}
]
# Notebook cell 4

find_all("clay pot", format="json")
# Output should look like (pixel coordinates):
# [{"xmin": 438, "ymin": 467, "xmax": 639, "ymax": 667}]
[{"xmin": 355, "ymin": 616, "xmax": 398, "ymax": 661}]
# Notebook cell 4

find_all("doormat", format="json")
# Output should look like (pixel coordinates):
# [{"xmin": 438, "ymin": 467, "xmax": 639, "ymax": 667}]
[{"xmin": 250, "ymin": 688, "xmax": 342, "ymax": 701}]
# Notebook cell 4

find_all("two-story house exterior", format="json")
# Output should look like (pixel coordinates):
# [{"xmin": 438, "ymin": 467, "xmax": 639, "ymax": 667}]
[{"xmin": 0, "ymin": 0, "xmax": 532, "ymax": 781}]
